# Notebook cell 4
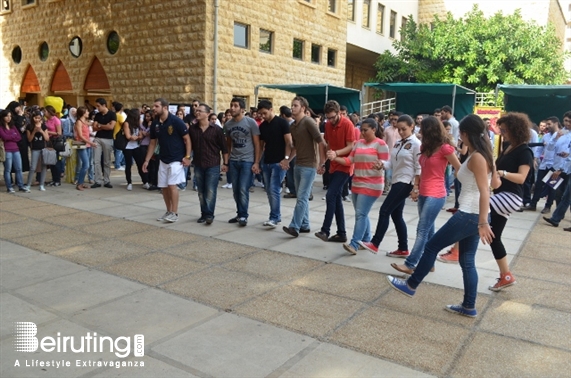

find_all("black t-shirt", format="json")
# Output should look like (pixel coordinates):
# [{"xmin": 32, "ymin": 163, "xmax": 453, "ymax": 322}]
[
  {"xmin": 259, "ymin": 116, "xmax": 291, "ymax": 164},
  {"xmin": 94, "ymin": 110, "xmax": 117, "ymax": 139},
  {"xmin": 183, "ymin": 113, "xmax": 196, "ymax": 126},
  {"xmin": 150, "ymin": 113, "xmax": 188, "ymax": 164},
  {"xmin": 494, "ymin": 143, "xmax": 534, "ymax": 197},
  {"xmin": 30, "ymin": 125, "xmax": 48, "ymax": 150}
]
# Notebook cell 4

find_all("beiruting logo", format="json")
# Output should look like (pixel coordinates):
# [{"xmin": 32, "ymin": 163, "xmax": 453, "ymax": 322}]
[{"xmin": 14, "ymin": 322, "xmax": 144, "ymax": 358}]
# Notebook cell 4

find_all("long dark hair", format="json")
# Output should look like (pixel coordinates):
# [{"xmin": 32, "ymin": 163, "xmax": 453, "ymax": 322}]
[
  {"xmin": 361, "ymin": 118, "xmax": 383, "ymax": 139},
  {"xmin": 27, "ymin": 110, "xmax": 44, "ymax": 132},
  {"xmin": 144, "ymin": 110, "xmax": 154, "ymax": 126},
  {"xmin": 125, "ymin": 108, "xmax": 140, "ymax": 133},
  {"xmin": 459, "ymin": 114, "xmax": 494, "ymax": 172},
  {"xmin": 420, "ymin": 116, "xmax": 450, "ymax": 157},
  {"xmin": 0, "ymin": 109, "xmax": 14, "ymax": 129}
]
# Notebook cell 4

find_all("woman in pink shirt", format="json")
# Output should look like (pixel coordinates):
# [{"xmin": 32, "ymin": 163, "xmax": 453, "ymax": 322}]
[
  {"xmin": 328, "ymin": 118, "xmax": 390, "ymax": 255},
  {"xmin": 0, "ymin": 109, "xmax": 25, "ymax": 193},
  {"xmin": 44, "ymin": 105, "xmax": 63, "ymax": 186},
  {"xmin": 392, "ymin": 116, "xmax": 460, "ymax": 274}
]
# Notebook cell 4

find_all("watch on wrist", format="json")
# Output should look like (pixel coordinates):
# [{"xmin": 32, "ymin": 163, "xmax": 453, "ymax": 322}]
[
  {"xmin": 285, "ymin": 155, "xmax": 289, "ymax": 160},
  {"xmin": 413, "ymin": 189, "xmax": 419, "ymax": 194}
]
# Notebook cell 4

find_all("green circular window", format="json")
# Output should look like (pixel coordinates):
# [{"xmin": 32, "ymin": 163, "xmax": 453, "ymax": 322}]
[
  {"xmin": 69, "ymin": 36, "xmax": 82, "ymax": 58},
  {"xmin": 107, "ymin": 31, "xmax": 120, "ymax": 55},
  {"xmin": 12, "ymin": 46, "xmax": 22, "ymax": 64},
  {"xmin": 39, "ymin": 42, "xmax": 49, "ymax": 61}
]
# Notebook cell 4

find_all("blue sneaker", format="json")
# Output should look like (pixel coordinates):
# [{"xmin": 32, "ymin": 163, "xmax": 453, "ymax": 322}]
[
  {"xmin": 387, "ymin": 275, "xmax": 415, "ymax": 298},
  {"xmin": 445, "ymin": 304, "xmax": 477, "ymax": 318}
]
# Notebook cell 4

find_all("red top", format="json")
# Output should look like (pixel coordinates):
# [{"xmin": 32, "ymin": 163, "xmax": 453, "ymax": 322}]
[
  {"xmin": 419, "ymin": 143, "xmax": 455, "ymax": 198},
  {"xmin": 75, "ymin": 120, "xmax": 90, "ymax": 144},
  {"xmin": 325, "ymin": 116, "xmax": 356, "ymax": 174}
]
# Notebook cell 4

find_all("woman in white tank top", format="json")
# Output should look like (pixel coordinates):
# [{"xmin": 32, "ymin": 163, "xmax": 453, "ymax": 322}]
[{"xmin": 387, "ymin": 115, "xmax": 499, "ymax": 318}]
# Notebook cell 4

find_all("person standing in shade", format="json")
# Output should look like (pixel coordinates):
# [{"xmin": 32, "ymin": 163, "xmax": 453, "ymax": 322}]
[
  {"xmin": 225, "ymin": 98, "xmax": 261, "ymax": 227},
  {"xmin": 257, "ymin": 100, "xmax": 293, "ymax": 228},
  {"xmin": 91, "ymin": 98, "xmax": 116, "ymax": 188},
  {"xmin": 142, "ymin": 98, "xmax": 192, "ymax": 223},
  {"xmin": 188, "ymin": 102, "xmax": 229, "ymax": 225},
  {"xmin": 314, "ymin": 100, "xmax": 356, "ymax": 243},
  {"xmin": 283, "ymin": 96, "xmax": 327, "ymax": 238}
]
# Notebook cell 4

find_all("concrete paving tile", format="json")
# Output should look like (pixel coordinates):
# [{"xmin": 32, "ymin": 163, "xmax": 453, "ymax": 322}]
[
  {"xmin": 376, "ymin": 283, "xmax": 490, "ymax": 326},
  {"xmin": 0, "ymin": 240, "xmax": 43, "ymax": 261},
  {"xmin": 216, "ymin": 226, "xmax": 289, "ymax": 249},
  {"xmin": 479, "ymin": 299, "xmax": 571, "ymax": 350},
  {"xmin": 8, "ymin": 204, "xmax": 78, "ymax": 219},
  {"xmin": 161, "ymin": 267, "xmax": 278, "ymax": 309},
  {"xmin": 1, "ymin": 319, "xmax": 121, "ymax": 378},
  {"xmin": 1, "ymin": 252, "xmax": 86, "ymax": 290},
  {"xmin": 102, "ymin": 252, "xmax": 209, "ymax": 286},
  {"xmin": 64, "ymin": 199, "xmax": 120, "ymax": 211},
  {"xmin": 281, "ymin": 343, "xmax": 433, "ymax": 378},
  {"xmin": 92, "ymin": 355, "xmax": 198, "ymax": 377},
  {"xmin": 223, "ymin": 250, "xmax": 323, "ymax": 281},
  {"xmin": 52, "ymin": 239, "xmax": 153, "ymax": 267},
  {"xmin": 0, "ymin": 198, "xmax": 47, "ymax": 211},
  {"xmin": 519, "ymin": 240, "xmax": 571, "ymax": 264},
  {"xmin": 166, "ymin": 217, "xmax": 247, "ymax": 237},
  {"xmin": 330, "ymin": 306, "xmax": 469, "ymax": 375},
  {"xmin": 0, "ymin": 292, "xmax": 58, "ymax": 338},
  {"xmin": 152, "ymin": 313, "xmax": 313, "ymax": 378},
  {"xmin": 0, "ymin": 211, "xmax": 28, "ymax": 224},
  {"xmin": 512, "ymin": 256, "xmax": 571, "ymax": 285},
  {"xmin": 271, "ymin": 236, "xmax": 350, "ymax": 262},
  {"xmin": 73, "ymin": 288, "xmax": 218, "ymax": 344},
  {"xmin": 235, "ymin": 285, "xmax": 363, "ymax": 338},
  {"xmin": 0, "ymin": 218, "xmax": 62, "ymax": 239},
  {"xmin": 165, "ymin": 238, "xmax": 258, "ymax": 264},
  {"xmin": 292, "ymin": 264, "xmax": 388, "ymax": 302},
  {"xmin": 15, "ymin": 270, "xmax": 146, "ymax": 315},
  {"xmin": 11, "ymin": 229, "xmax": 103, "ymax": 253},
  {"xmin": 490, "ymin": 276, "xmax": 571, "ymax": 313},
  {"xmin": 74, "ymin": 219, "xmax": 156, "ymax": 238},
  {"xmin": 47, "ymin": 211, "xmax": 116, "ymax": 227},
  {"xmin": 451, "ymin": 332, "xmax": 571, "ymax": 378},
  {"xmin": 91, "ymin": 204, "xmax": 158, "ymax": 218},
  {"xmin": 117, "ymin": 228, "xmax": 203, "ymax": 250}
]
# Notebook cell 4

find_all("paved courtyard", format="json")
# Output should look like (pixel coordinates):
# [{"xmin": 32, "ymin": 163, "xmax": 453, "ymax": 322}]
[{"xmin": 1, "ymin": 169, "xmax": 570, "ymax": 377}]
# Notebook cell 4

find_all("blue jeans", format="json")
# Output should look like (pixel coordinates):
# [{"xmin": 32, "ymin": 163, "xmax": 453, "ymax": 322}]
[
  {"xmin": 230, "ymin": 160, "xmax": 253, "ymax": 219},
  {"xmin": 114, "ymin": 148, "xmax": 125, "ymax": 168},
  {"xmin": 408, "ymin": 211, "xmax": 482, "ymax": 309},
  {"xmin": 454, "ymin": 178, "xmax": 462, "ymax": 208},
  {"xmin": 286, "ymin": 157, "xmax": 296, "ymax": 195},
  {"xmin": 262, "ymin": 162, "xmax": 286, "ymax": 222},
  {"xmin": 289, "ymin": 165, "xmax": 316, "ymax": 231},
  {"xmin": 4, "ymin": 151, "xmax": 23, "ymax": 190},
  {"xmin": 321, "ymin": 171, "xmax": 350, "ymax": 236},
  {"xmin": 551, "ymin": 178, "xmax": 571, "ymax": 223},
  {"xmin": 405, "ymin": 195, "xmax": 446, "ymax": 270},
  {"xmin": 27, "ymin": 150, "xmax": 47, "ymax": 187},
  {"xmin": 371, "ymin": 182, "xmax": 413, "ymax": 250},
  {"xmin": 76, "ymin": 148, "xmax": 90, "ymax": 186},
  {"xmin": 349, "ymin": 192, "xmax": 379, "ymax": 250},
  {"xmin": 194, "ymin": 165, "xmax": 220, "ymax": 218}
]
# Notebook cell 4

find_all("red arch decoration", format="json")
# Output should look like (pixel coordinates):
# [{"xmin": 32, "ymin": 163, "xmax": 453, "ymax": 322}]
[
  {"xmin": 21, "ymin": 65, "xmax": 41, "ymax": 93},
  {"xmin": 84, "ymin": 57, "xmax": 110, "ymax": 91},
  {"xmin": 50, "ymin": 61, "xmax": 73, "ymax": 92}
]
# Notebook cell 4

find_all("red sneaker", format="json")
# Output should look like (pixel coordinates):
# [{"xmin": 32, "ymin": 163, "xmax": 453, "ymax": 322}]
[
  {"xmin": 437, "ymin": 248, "xmax": 459, "ymax": 264},
  {"xmin": 446, "ymin": 208, "xmax": 458, "ymax": 213},
  {"xmin": 359, "ymin": 241, "xmax": 378, "ymax": 254},
  {"xmin": 489, "ymin": 272, "xmax": 517, "ymax": 292},
  {"xmin": 386, "ymin": 249, "xmax": 410, "ymax": 258}
]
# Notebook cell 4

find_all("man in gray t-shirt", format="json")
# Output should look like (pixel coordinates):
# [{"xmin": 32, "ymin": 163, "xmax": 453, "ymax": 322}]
[{"xmin": 225, "ymin": 98, "xmax": 261, "ymax": 226}]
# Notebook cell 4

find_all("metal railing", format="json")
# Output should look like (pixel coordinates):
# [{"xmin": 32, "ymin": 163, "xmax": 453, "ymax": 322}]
[{"xmin": 361, "ymin": 97, "xmax": 396, "ymax": 117}]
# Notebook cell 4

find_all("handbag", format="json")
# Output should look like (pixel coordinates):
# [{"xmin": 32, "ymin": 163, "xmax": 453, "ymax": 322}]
[
  {"xmin": 59, "ymin": 139, "xmax": 72, "ymax": 157},
  {"xmin": 52, "ymin": 136, "xmax": 66, "ymax": 152},
  {"xmin": 41, "ymin": 148, "xmax": 57, "ymax": 165},
  {"xmin": 0, "ymin": 140, "xmax": 5, "ymax": 162},
  {"xmin": 114, "ymin": 128, "xmax": 127, "ymax": 150}
]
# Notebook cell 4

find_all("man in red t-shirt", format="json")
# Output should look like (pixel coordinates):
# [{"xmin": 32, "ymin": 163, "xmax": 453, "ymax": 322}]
[{"xmin": 315, "ymin": 101, "xmax": 356, "ymax": 243}]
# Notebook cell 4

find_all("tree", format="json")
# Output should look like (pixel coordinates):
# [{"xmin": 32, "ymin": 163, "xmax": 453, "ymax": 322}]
[{"xmin": 374, "ymin": 5, "xmax": 569, "ymax": 92}]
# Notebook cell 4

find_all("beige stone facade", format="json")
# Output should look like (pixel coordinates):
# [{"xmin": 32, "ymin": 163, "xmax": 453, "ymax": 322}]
[{"xmin": 0, "ymin": 0, "xmax": 347, "ymax": 112}]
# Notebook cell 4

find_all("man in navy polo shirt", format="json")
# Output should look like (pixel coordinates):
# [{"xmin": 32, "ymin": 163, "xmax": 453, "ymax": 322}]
[{"xmin": 143, "ymin": 98, "xmax": 191, "ymax": 223}]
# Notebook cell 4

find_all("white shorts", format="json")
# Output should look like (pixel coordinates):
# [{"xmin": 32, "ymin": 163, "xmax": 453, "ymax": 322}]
[{"xmin": 158, "ymin": 161, "xmax": 185, "ymax": 188}]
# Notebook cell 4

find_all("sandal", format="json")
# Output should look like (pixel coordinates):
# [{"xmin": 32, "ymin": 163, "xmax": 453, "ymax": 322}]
[
  {"xmin": 82, "ymin": 184, "xmax": 90, "ymax": 189},
  {"xmin": 391, "ymin": 263, "xmax": 414, "ymax": 275},
  {"xmin": 76, "ymin": 185, "xmax": 84, "ymax": 191}
]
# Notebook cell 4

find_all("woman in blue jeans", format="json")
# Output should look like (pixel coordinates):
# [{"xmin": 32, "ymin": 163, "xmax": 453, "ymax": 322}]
[
  {"xmin": 391, "ymin": 116, "xmax": 460, "ymax": 274},
  {"xmin": 361, "ymin": 115, "xmax": 421, "ymax": 255},
  {"xmin": 388, "ymin": 114, "xmax": 499, "ymax": 317},
  {"xmin": 0, "ymin": 109, "xmax": 25, "ymax": 193},
  {"xmin": 74, "ymin": 106, "xmax": 96, "ymax": 191}
]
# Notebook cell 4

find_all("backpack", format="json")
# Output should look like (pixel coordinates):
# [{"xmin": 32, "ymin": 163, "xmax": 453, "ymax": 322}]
[{"xmin": 114, "ymin": 127, "xmax": 127, "ymax": 150}]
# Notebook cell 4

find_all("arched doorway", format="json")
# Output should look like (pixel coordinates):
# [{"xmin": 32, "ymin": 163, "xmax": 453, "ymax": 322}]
[
  {"xmin": 84, "ymin": 57, "xmax": 111, "ymax": 107},
  {"xmin": 50, "ymin": 60, "xmax": 75, "ymax": 106},
  {"xmin": 21, "ymin": 65, "xmax": 41, "ymax": 106}
]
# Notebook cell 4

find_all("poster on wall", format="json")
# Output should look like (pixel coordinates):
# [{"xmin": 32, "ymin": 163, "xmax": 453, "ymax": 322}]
[{"xmin": 474, "ymin": 106, "xmax": 503, "ymax": 159}]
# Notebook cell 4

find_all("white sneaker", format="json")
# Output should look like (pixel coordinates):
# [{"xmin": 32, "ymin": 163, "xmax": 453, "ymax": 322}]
[
  {"xmin": 222, "ymin": 183, "xmax": 229, "ymax": 188},
  {"xmin": 157, "ymin": 211, "xmax": 171, "ymax": 221},
  {"xmin": 165, "ymin": 212, "xmax": 178, "ymax": 223},
  {"xmin": 285, "ymin": 187, "xmax": 290, "ymax": 194},
  {"xmin": 263, "ymin": 220, "xmax": 278, "ymax": 228},
  {"xmin": 225, "ymin": 183, "xmax": 232, "ymax": 189},
  {"xmin": 117, "ymin": 166, "xmax": 125, "ymax": 171},
  {"xmin": 127, "ymin": 184, "xmax": 133, "ymax": 191},
  {"xmin": 343, "ymin": 196, "xmax": 351, "ymax": 202},
  {"xmin": 39, "ymin": 185, "xmax": 46, "ymax": 191},
  {"xmin": 22, "ymin": 186, "xmax": 31, "ymax": 193},
  {"xmin": 279, "ymin": 187, "xmax": 283, "ymax": 194},
  {"xmin": 254, "ymin": 180, "xmax": 265, "ymax": 188},
  {"xmin": 142, "ymin": 183, "xmax": 150, "ymax": 190}
]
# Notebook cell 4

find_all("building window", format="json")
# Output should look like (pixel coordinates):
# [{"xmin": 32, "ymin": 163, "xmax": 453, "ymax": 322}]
[
  {"xmin": 107, "ymin": 31, "xmax": 120, "ymax": 54},
  {"xmin": 376, "ymin": 4, "xmax": 385, "ymax": 34},
  {"xmin": 69, "ymin": 36, "xmax": 82, "ymax": 58},
  {"xmin": 328, "ymin": 0, "xmax": 336, "ymax": 13},
  {"xmin": 12, "ymin": 46, "xmax": 21, "ymax": 63},
  {"xmin": 1, "ymin": 0, "xmax": 10, "ymax": 13},
  {"xmin": 232, "ymin": 95, "xmax": 248, "ymax": 109},
  {"xmin": 259, "ymin": 29, "xmax": 273, "ymax": 54},
  {"xmin": 327, "ymin": 49, "xmax": 336, "ymax": 67},
  {"xmin": 21, "ymin": 0, "xmax": 35, "ymax": 7},
  {"xmin": 311, "ymin": 44, "xmax": 321, "ymax": 64},
  {"xmin": 401, "ymin": 17, "xmax": 408, "ymax": 41},
  {"xmin": 347, "ymin": 0, "xmax": 354, "ymax": 21},
  {"xmin": 39, "ymin": 42, "xmax": 49, "ymax": 61},
  {"xmin": 293, "ymin": 39, "xmax": 304, "ymax": 60},
  {"xmin": 362, "ymin": 0, "xmax": 370, "ymax": 28},
  {"xmin": 234, "ymin": 22, "xmax": 249, "ymax": 49},
  {"xmin": 389, "ymin": 11, "xmax": 397, "ymax": 38}
]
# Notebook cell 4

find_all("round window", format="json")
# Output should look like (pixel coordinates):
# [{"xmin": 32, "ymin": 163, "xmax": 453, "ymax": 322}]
[
  {"xmin": 107, "ymin": 31, "xmax": 120, "ymax": 55},
  {"xmin": 12, "ymin": 46, "xmax": 22, "ymax": 64},
  {"xmin": 69, "ymin": 36, "xmax": 82, "ymax": 58},
  {"xmin": 39, "ymin": 42, "xmax": 49, "ymax": 61}
]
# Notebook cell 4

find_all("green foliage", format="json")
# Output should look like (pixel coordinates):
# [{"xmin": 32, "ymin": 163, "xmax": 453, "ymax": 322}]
[{"xmin": 375, "ymin": 5, "xmax": 569, "ymax": 92}]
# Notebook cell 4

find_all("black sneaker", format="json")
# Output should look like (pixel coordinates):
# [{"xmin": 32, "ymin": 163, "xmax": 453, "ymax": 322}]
[
  {"xmin": 197, "ymin": 217, "xmax": 206, "ymax": 224},
  {"xmin": 228, "ymin": 217, "xmax": 239, "ymax": 223},
  {"xmin": 315, "ymin": 231, "xmax": 328, "ymax": 242},
  {"xmin": 104, "ymin": 183, "xmax": 113, "ymax": 188},
  {"xmin": 540, "ymin": 207, "xmax": 551, "ymax": 214},
  {"xmin": 283, "ymin": 226, "xmax": 299, "ymax": 238},
  {"xmin": 309, "ymin": 194, "xmax": 314, "ymax": 201},
  {"xmin": 91, "ymin": 183, "xmax": 101, "ymax": 188},
  {"xmin": 543, "ymin": 216, "xmax": 558, "ymax": 227},
  {"xmin": 238, "ymin": 217, "xmax": 248, "ymax": 227},
  {"xmin": 299, "ymin": 228, "xmax": 310, "ymax": 233},
  {"xmin": 205, "ymin": 216, "xmax": 214, "ymax": 225},
  {"xmin": 522, "ymin": 204, "xmax": 536, "ymax": 211},
  {"xmin": 328, "ymin": 234, "xmax": 348, "ymax": 243}
]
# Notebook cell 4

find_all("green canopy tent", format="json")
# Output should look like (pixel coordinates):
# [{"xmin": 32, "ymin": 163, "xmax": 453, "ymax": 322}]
[
  {"xmin": 364, "ymin": 83, "xmax": 476, "ymax": 120},
  {"xmin": 496, "ymin": 85, "xmax": 571, "ymax": 124},
  {"xmin": 254, "ymin": 84, "xmax": 362, "ymax": 113}
]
